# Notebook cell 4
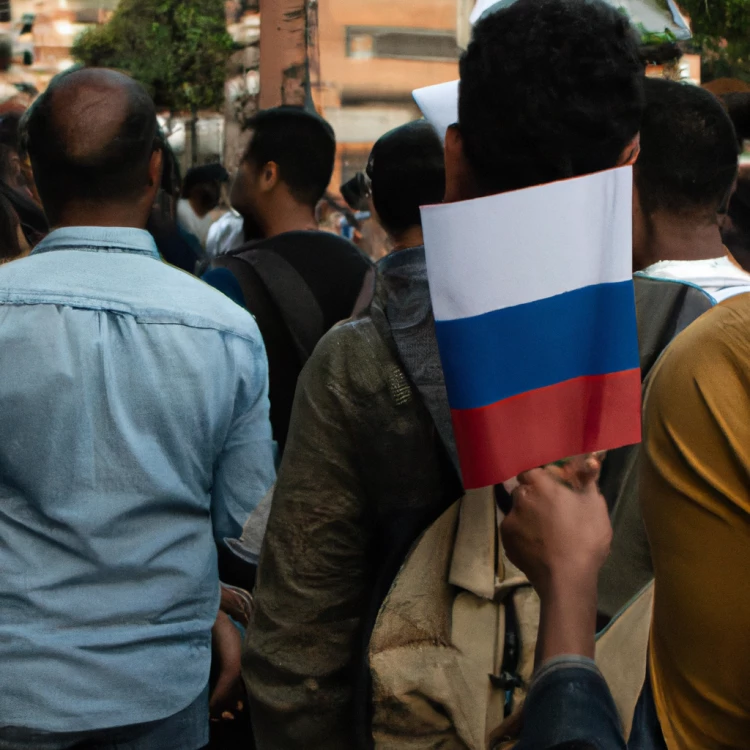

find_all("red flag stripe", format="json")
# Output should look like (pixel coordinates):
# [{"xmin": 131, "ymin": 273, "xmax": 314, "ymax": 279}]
[{"xmin": 451, "ymin": 369, "xmax": 642, "ymax": 489}]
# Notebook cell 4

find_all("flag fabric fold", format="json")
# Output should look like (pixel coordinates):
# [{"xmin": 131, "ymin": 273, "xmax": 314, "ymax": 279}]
[{"xmin": 421, "ymin": 167, "xmax": 642, "ymax": 489}]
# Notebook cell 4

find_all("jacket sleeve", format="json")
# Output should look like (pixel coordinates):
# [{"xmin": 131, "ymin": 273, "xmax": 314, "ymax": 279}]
[
  {"xmin": 514, "ymin": 658, "xmax": 627, "ymax": 750},
  {"xmin": 243, "ymin": 328, "xmax": 371, "ymax": 750}
]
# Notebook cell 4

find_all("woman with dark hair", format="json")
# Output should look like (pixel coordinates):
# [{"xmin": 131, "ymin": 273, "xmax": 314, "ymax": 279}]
[
  {"xmin": 146, "ymin": 137, "xmax": 205, "ymax": 274},
  {"xmin": 0, "ymin": 111, "xmax": 49, "ymax": 248},
  {"xmin": 0, "ymin": 191, "xmax": 30, "ymax": 264}
]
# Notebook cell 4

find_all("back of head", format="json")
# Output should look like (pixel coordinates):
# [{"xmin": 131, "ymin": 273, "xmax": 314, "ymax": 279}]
[
  {"xmin": 182, "ymin": 163, "xmax": 229, "ymax": 198},
  {"xmin": 20, "ymin": 67, "xmax": 159, "ymax": 224},
  {"xmin": 181, "ymin": 163, "xmax": 228, "ymax": 214},
  {"xmin": 244, "ymin": 107, "xmax": 335, "ymax": 208},
  {"xmin": 368, "ymin": 121, "xmax": 446, "ymax": 237},
  {"xmin": 719, "ymin": 92, "xmax": 750, "ymax": 146},
  {"xmin": 637, "ymin": 78, "xmax": 738, "ymax": 220},
  {"xmin": 459, "ymin": 0, "xmax": 644, "ymax": 195}
]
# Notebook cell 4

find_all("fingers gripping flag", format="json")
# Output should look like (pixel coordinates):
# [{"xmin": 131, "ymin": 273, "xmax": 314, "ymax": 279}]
[{"xmin": 422, "ymin": 167, "xmax": 642, "ymax": 489}]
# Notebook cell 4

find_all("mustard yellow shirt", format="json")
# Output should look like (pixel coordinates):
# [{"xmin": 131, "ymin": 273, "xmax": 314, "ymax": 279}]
[{"xmin": 641, "ymin": 293, "xmax": 750, "ymax": 749}]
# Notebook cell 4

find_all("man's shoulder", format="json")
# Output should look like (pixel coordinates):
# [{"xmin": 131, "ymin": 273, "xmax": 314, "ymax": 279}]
[
  {"xmin": 303, "ymin": 313, "xmax": 397, "ymax": 394},
  {"xmin": 247, "ymin": 231, "xmax": 370, "ymax": 264},
  {"xmin": 154, "ymin": 262, "xmax": 264, "ymax": 343},
  {"xmin": 0, "ymin": 249, "xmax": 263, "ymax": 347}
]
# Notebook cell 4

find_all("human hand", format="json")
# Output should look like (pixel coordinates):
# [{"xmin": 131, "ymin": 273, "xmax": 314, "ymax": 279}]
[
  {"xmin": 545, "ymin": 452, "xmax": 606, "ymax": 490},
  {"xmin": 500, "ymin": 462, "xmax": 611, "ymax": 600},
  {"xmin": 210, "ymin": 609, "xmax": 245, "ymax": 722},
  {"xmin": 502, "ymin": 452, "xmax": 605, "ymax": 495}
]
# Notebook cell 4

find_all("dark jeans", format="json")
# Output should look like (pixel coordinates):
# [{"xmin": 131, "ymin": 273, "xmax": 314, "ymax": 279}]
[{"xmin": 0, "ymin": 686, "xmax": 209, "ymax": 750}]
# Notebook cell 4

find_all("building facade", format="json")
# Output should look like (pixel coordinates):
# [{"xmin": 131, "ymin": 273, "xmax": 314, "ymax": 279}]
[{"xmin": 315, "ymin": 0, "xmax": 460, "ymax": 191}]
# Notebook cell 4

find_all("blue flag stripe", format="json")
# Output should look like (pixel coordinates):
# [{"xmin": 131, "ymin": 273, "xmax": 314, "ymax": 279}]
[{"xmin": 434, "ymin": 280, "xmax": 640, "ymax": 411}]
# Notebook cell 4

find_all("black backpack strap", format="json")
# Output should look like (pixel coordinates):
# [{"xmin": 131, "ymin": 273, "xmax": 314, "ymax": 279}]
[{"xmin": 216, "ymin": 249, "xmax": 326, "ymax": 366}]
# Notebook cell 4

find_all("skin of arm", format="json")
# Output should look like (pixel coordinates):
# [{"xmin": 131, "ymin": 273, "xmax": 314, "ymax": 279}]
[
  {"xmin": 498, "ymin": 463, "xmax": 627, "ymax": 750},
  {"xmin": 501, "ymin": 459, "xmax": 611, "ymax": 665}
]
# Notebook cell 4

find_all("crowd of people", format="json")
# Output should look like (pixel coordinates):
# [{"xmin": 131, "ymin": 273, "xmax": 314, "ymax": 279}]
[{"xmin": 0, "ymin": 0, "xmax": 749, "ymax": 749}]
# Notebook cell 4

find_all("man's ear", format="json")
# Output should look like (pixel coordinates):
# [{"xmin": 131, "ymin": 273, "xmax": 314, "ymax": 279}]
[
  {"xmin": 260, "ymin": 161, "xmax": 279, "ymax": 193},
  {"xmin": 444, "ymin": 124, "xmax": 478, "ymax": 203},
  {"xmin": 148, "ymin": 148, "xmax": 163, "ymax": 189},
  {"xmin": 617, "ymin": 133, "xmax": 641, "ymax": 167}
]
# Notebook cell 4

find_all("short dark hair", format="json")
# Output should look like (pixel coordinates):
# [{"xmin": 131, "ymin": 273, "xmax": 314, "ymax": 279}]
[
  {"xmin": 459, "ymin": 0, "xmax": 645, "ymax": 195},
  {"xmin": 637, "ymin": 78, "xmax": 738, "ymax": 217},
  {"xmin": 719, "ymin": 92, "xmax": 750, "ymax": 146},
  {"xmin": 367, "ymin": 121, "xmax": 446, "ymax": 236},
  {"xmin": 20, "ymin": 68, "xmax": 158, "ymax": 215},
  {"xmin": 181, "ymin": 163, "xmax": 229, "ymax": 199},
  {"xmin": 244, "ymin": 107, "xmax": 335, "ymax": 207}
]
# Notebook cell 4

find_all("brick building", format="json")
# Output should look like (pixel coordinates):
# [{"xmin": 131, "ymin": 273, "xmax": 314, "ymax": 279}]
[{"xmin": 314, "ymin": 0, "xmax": 460, "ymax": 191}]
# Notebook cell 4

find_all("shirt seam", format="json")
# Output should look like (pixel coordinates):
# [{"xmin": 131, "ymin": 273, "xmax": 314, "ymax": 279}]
[
  {"xmin": 32, "ymin": 244, "xmax": 160, "ymax": 257},
  {"xmin": 0, "ymin": 295, "xmax": 262, "ymax": 346}
]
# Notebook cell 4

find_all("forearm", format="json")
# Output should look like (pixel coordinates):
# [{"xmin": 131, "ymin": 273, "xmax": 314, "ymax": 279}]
[
  {"xmin": 535, "ymin": 572, "xmax": 599, "ymax": 666},
  {"xmin": 514, "ymin": 574, "xmax": 625, "ymax": 749}
]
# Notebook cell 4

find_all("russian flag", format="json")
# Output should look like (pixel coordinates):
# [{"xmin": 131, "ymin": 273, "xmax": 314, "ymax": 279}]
[{"xmin": 422, "ymin": 167, "xmax": 642, "ymax": 489}]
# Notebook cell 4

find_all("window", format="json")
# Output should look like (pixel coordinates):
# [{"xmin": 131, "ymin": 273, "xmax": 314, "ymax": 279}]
[
  {"xmin": 346, "ymin": 26, "xmax": 459, "ymax": 62},
  {"xmin": 0, "ymin": 1, "xmax": 10, "ymax": 24}
]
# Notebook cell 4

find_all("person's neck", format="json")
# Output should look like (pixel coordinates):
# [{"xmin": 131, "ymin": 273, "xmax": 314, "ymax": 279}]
[
  {"xmin": 390, "ymin": 226, "xmax": 424, "ymax": 253},
  {"xmin": 260, "ymin": 200, "xmax": 318, "ymax": 238},
  {"xmin": 51, "ymin": 201, "xmax": 150, "ymax": 230},
  {"xmin": 641, "ymin": 213, "xmax": 726, "ymax": 269}
]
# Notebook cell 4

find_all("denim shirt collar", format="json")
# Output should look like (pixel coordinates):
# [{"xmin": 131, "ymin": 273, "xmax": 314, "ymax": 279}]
[{"xmin": 32, "ymin": 226, "xmax": 160, "ymax": 260}]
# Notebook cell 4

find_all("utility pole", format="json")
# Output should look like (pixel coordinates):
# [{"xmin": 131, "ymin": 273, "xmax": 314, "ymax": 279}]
[
  {"xmin": 258, "ymin": 0, "xmax": 312, "ymax": 110},
  {"xmin": 456, "ymin": 0, "xmax": 475, "ymax": 50}
]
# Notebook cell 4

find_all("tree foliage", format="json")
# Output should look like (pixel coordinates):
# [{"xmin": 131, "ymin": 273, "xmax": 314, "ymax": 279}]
[
  {"xmin": 71, "ymin": 0, "xmax": 233, "ymax": 112},
  {"xmin": 678, "ymin": 0, "xmax": 750, "ymax": 82},
  {"xmin": 680, "ymin": 0, "xmax": 750, "ymax": 42}
]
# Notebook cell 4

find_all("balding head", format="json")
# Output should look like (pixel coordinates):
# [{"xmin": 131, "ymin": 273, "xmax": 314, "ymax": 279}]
[{"xmin": 21, "ymin": 68, "xmax": 161, "ymax": 225}]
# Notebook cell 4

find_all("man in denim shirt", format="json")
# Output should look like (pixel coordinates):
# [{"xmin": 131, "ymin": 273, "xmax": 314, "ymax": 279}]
[{"xmin": 0, "ymin": 69, "xmax": 275, "ymax": 749}]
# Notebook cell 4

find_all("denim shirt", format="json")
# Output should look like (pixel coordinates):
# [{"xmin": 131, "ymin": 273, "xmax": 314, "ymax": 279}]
[{"xmin": 0, "ymin": 227, "xmax": 276, "ymax": 732}]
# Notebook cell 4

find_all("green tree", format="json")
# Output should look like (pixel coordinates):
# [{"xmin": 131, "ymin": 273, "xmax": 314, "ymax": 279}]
[
  {"xmin": 678, "ymin": 0, "xmax": 750, "ymax": 82},
  {"xmin": 679, "ymin": 0, "xmax": 750, "ymax": 41},
  {"xmin": 72, "ymin": 0, "xmax": 233, "ymax": 164}
]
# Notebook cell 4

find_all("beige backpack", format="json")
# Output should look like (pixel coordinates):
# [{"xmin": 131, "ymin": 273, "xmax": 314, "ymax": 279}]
[
  {"xmin": 369, "ymin": 488, "xmax": 539, "ymax": 750},
  {"xmin": 369, "ymin": 487, "xmax": 654, "ymax": 750}
]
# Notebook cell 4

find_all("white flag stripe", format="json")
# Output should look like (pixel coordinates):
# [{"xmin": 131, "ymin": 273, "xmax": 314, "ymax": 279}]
[{"xmin": 421, "ymin": 167, "xmax": 633, "ymax": 322}]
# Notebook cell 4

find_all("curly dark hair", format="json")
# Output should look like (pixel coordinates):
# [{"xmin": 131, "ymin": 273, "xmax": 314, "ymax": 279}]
[
  {"xmin": 637, "ymin": 78, "xmax": 738, "ymax": 218},
  {"xmin": 459, "ymin": 0, "xmax": 645, "ymax": 196}
]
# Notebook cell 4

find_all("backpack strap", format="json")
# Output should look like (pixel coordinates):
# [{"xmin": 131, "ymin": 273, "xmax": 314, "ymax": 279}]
[
  {"xmin": 595, "ymin": 581, "xmax": 655, "ymax": 740},
  {"xmin": 215, "ymin": 249, "xmax": 326, "ymax": 366},
  {"xmin": 711, "ymin": 285, "xmax": 750, "ymax": 304}
]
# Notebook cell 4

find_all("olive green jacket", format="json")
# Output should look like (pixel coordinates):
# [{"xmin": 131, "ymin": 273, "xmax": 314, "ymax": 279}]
[{"xmin": 243, "ymin": 247, "xmax": 462, "ymax": 749}]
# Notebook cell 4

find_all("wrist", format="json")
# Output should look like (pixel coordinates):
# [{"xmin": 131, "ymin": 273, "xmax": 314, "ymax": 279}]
[
  {"xmin": 535, "ymin": 564, "xmax": 600, "ymax": 603},
  {"xmin": 535, "ymin": 569, "xmax": 599, "ymax": 665}
]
